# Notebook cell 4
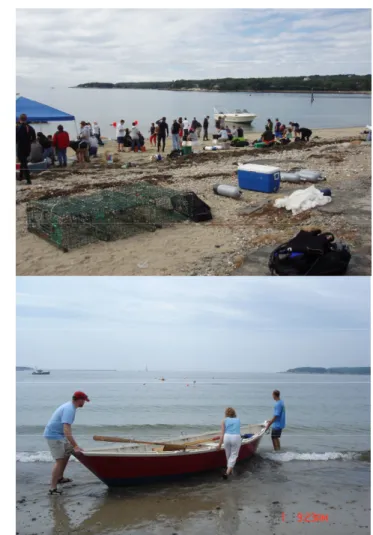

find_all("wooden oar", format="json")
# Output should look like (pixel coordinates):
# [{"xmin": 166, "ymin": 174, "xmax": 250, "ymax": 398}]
[
  {"xmin": 93, "ymin": 435, "xmax": 221, "ymax": 451},
  {"xmin": 184, "ymin": 435, "xmax": 220, "ymax": 446},
  {"xmin": 93, "ymin": 435, "xmax": 193, "ymax": 450}
]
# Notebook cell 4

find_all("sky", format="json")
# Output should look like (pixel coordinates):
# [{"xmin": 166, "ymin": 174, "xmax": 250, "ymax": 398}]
[
  {"xmin": 16, "ymin": 8, "xmax": 372, "ymax": 86},
  {"xmin": 16, "ymin": 277, "xmax": 370, "ymax": 372}
]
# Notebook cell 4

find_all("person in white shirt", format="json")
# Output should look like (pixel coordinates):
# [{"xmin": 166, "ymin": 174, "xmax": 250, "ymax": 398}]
[
  {"xmin": 92, "ymin": 121, "xmax": 104, "ymax": 146},
  {"xmin": 116, "ymin": 120, "xmax": 126, "ymax": 152},
  {"xmin": 92, "ymin": 122, "xmax": 100, "ymax": 135},
  {"xmin": 130, "ymin": 122, "xmax": 141, "ymax": 152},
  {"xmin": 182, "ymin": 117, "xmax": 190, "ymax": 141},
  {"xmin": 218, "ymin": 128, "xmax": 228, "ymax": 141}
]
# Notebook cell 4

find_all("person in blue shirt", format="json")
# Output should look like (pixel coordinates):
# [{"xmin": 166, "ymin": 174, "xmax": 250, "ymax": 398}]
[
  {"xmin": 265, "ymin": 390, "xmax": 286, "ymax": 451},
  {"xmin": 43, "ymin": 391, "xmax": 90, "ymax": 495},
  {"xmin": 216, "ymin": 407, "xmax": 241, "ymax": 479}
]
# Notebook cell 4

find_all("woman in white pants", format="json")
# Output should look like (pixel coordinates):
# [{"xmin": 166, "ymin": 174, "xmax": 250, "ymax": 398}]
[{"xmin": 217, "ymin": 407, "xmax": 241, "ymax": 479}]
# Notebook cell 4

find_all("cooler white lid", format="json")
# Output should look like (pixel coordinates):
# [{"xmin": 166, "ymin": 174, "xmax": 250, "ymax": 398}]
[{"xmin": 238, "ymin": 163, "xmax": 281, "ymax": 174}]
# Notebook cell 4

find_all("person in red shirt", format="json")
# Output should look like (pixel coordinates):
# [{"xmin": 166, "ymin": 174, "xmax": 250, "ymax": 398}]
[{"xmin": 52, "ymin": 125, "xmax": 70, "ymax": 167}]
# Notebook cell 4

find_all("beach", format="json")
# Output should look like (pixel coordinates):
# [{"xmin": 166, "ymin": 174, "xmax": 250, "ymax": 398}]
[
  {"xmin": 16, "ymin": 459, "xmax": 370, "ymax": 535},
  {"xmin": 16, "ymin": 126, "xmax": 371, "ymax": 276}
]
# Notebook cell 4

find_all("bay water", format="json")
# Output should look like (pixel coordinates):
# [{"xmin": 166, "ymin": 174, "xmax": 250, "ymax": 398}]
[
  {"xmin": 16, "ymin": 84, "xmax": 371, "ymax": 139},
  {"xmin": 17, "ymin": 370, "xmax": 370, "ymax": 461}
]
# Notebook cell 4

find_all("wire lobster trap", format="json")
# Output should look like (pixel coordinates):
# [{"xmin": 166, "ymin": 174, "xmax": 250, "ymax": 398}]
[{"xmin": 26, "ymin": 183, "xmax": 193, "ymax": 251}]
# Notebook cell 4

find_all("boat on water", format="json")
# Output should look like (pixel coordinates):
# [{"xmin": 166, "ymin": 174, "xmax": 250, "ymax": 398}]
[
  {"xmin": 76, "ymin": 423, "xmax": 267, "ymax": 487},
  {"xmin": 214, "ymin": 106, "xmax": 256, "ymax": 125},
  {"xmin": 32, "ymin": 368, "xmax": 50, "ymax": 375}
]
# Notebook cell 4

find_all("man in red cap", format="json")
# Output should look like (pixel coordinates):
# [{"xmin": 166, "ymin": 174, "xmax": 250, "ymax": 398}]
[{"xmin": 43, "ymin": 391, "xmax": 90, "ymax": 495}]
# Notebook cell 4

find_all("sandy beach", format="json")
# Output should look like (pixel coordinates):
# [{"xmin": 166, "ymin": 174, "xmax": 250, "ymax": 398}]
[
  {"xmin": 16, "ymin": 126, "xmax": 371, "ymax": 276},
  {"xmin": 16, "ymin": 455, "xmax": 370, "ymax": 535}
]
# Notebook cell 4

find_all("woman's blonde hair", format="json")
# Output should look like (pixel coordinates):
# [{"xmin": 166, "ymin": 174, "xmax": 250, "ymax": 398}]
[{"xmin": 225, "ymin": 407, "xmax": 236, "ymax": 418}]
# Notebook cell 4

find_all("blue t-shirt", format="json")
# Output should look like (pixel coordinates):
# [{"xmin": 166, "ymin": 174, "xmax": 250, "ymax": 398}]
[
  {"xmin": 43, "ymin": 401, "xmax": 76, "ymax": 439},
  {"xmin": 224, "ymin": 417, "xmax": 241, "ymax": 435},
  {"xmin": 272, "ymin": 400, "xmax": 286, "ymax": 429}
]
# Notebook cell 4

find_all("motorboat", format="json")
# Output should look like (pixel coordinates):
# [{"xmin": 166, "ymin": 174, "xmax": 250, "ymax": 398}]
[
  {"xmin": 214, "ymin": 107, "xmax": 256, "ymax": 124},
  {"xmin": 32, "ymin": 368, "xmax": 50, "ymax": 375},
  {"xmin": 75, "ymin": 422, "xmax": 267, "ymax": 487}
]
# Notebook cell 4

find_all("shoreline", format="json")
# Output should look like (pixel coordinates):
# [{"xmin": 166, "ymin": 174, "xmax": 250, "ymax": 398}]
[{"xmin": 72, "ymin": 86, "xmax": 371, "ymax": 95}]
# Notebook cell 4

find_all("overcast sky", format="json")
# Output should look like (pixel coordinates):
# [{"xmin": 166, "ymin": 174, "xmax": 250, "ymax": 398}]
[
  {"xmin": 16, "ymin": 8, "xmax": 371, "ymax": 85},
  {"xmin": 16, "ymin": 277, "xmax": 370, "ymax": 372}
]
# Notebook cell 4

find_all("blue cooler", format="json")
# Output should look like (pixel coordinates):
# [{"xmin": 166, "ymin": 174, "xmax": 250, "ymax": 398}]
[{"xmin": 238, "ymin": 164, "xmax": 281, "ymax": 193}]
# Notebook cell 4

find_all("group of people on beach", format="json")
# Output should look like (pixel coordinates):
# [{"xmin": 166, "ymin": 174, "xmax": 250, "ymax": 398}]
[
  {"xmin": 16, "ymin": 115, "xmax": 106, "ymax": 183},
  {"xmin": 114, "ymin": 116, "xmax": 212, "ymax": 154},
  {"xmin": 16, "ymin": 110, "xmax": 314, "ymax": 184},
  {"xmin": 43, "ymin": 389, "xmax": 285, "ymax": 494},
  {"xmin": 258, "ymin": 118, "xmax": 313, "ymax": 146}
]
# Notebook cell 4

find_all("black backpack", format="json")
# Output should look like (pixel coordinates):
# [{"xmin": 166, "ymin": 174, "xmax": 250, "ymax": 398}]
[
  {"xmin": 269, "ymin": 230, "xmax": 351, "ymax": 276},
  {"xmin": 171, "ymin": 192, "xmax": 212, "ymax": 222}
]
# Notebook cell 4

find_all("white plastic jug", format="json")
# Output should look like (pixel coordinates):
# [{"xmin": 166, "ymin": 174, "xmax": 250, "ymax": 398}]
[{"xmin": 213, "ymin": 184, "xmax": 242, "ymax": 199}]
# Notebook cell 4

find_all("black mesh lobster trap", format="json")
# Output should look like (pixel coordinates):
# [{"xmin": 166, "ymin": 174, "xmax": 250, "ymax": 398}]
[{"xmin": 26, "ymin": 183, "xmax": 211, "ymax": 251}]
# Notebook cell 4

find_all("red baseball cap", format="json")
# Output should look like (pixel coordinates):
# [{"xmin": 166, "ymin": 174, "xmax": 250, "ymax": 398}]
[{"xmin": 73, "ymin": 391, "xmax": 90, "ymax": 402}]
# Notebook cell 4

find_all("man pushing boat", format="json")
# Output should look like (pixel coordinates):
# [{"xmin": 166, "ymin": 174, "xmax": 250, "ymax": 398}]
[
  {"xmin": 265, "ymin": 390, "xmax": 286, "ymax": 451},
  {"xmin": 43, "ymin": 391, "xmax": 90, "ymax": 495}
]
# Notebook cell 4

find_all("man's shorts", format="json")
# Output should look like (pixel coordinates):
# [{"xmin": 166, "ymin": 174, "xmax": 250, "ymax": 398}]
[
  {"xmin": 46, "ymin": 439, "xmax": 74, "ymax": 460},
  {"xmin": 271, "ymin": 428, "xmax": 283, "ymax": 439},
  {"xmin": 117, "ymin": 136, "xmax": 125, "ymax": 144}
]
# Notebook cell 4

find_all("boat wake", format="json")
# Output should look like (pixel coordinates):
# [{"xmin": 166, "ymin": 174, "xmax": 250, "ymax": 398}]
[
  {"xmin": 261, "ymin": 450, "xmax": 370, "ymax": 462},
  {"xmin": 16, "ymin": 451, "xmax": 78, "ymax": 463},
  {"xmin": 17, "ymin": 450, "xmax": 370, "ymax": 463}
]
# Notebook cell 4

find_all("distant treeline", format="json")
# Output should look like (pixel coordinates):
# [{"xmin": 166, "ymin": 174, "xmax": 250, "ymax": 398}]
[
  {"xmin": 75, "ymin": 75, "xmax": 371, "ymax": 92},
  {"xmin": 16, "ymin": 366, "xmax": 32, "ymax": 371},
  {"xmin": 285, "ymin": 367, "xmax": 370, "ymax": 375}
]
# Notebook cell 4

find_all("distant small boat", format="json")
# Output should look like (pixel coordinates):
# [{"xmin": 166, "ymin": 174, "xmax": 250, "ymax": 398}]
[
  {"xmin": 214, "ymin": 106, "xmax": 256, "ymax": 124},
  {"xmin": 32, "ymin": 368, "xmax": 50, "ymax": 375},
  {"xmin": 160, "ymin": 377, "xmax": 165, "ymax": 381}
]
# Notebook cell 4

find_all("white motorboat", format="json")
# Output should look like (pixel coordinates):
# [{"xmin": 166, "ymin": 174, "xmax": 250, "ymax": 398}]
[
  {"xmin": 32, "ymin": 367, "xmax": 50, "ymax": 375},
  {"xmin": 214, "ymin": 106, "xmax": 256, "ymax": 125}
]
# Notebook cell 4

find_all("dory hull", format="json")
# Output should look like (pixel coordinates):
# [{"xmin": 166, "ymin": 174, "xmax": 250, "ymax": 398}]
[{"xmin": 77, "ymin": 434, "xmax": 263, "ymax": 487}]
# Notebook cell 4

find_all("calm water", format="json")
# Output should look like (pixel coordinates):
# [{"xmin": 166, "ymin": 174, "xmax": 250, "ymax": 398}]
[
  {"xmin": 16, "ymin": 370, "xmax": 370, "ymax": 462},
  {"xmin": 16, "ymin": 84, "xmax": 371, "ymax": 139}
]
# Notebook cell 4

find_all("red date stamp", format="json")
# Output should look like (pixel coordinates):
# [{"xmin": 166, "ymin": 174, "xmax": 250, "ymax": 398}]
[{"xmin": 282, "ymin": 512, "xmax": 329, "ymax": 523}]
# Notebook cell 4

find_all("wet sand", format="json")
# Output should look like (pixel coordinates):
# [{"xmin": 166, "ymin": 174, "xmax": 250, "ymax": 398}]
[
  {"xmin": 16, "ymin": 456, "xmax": 370, "ymax": 535},
  {"xmin": 16, "ymin": 126, "xmax": 371, "ymax": 276}
]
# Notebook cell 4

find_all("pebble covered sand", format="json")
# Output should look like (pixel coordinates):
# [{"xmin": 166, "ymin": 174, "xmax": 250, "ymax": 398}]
[{"xmin": 16, "ymin": 127, "xmax": 371, "ymax": 276}]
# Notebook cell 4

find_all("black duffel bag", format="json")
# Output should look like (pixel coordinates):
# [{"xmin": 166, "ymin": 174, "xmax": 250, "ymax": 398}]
[
  {"xmin": 171, "ymin": 192, "xmax": 212, "ymax": 222},
  {"xmin": 269, "ymin": 229, "xmax": 351, "ymax": 276}
]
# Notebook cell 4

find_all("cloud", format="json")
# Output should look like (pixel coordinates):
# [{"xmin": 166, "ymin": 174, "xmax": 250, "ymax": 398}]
[
  {"xmin": 16, "ymin": 278, "xmax": 370, "ymax": 371},
  {"xmin": 16, "ymin": 9, "xmax": 371, "ymax": 85}
]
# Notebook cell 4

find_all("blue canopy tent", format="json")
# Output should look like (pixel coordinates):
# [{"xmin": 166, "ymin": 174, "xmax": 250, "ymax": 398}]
[{"xmin": 16, "ymin": 96, "xmax": 75, "ymax": 122}]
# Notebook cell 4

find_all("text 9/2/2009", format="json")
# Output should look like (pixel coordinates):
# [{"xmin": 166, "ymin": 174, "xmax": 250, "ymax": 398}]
[{"xmin": 282, "ymin": 512, "xmax": 329, "ymax": 523}]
